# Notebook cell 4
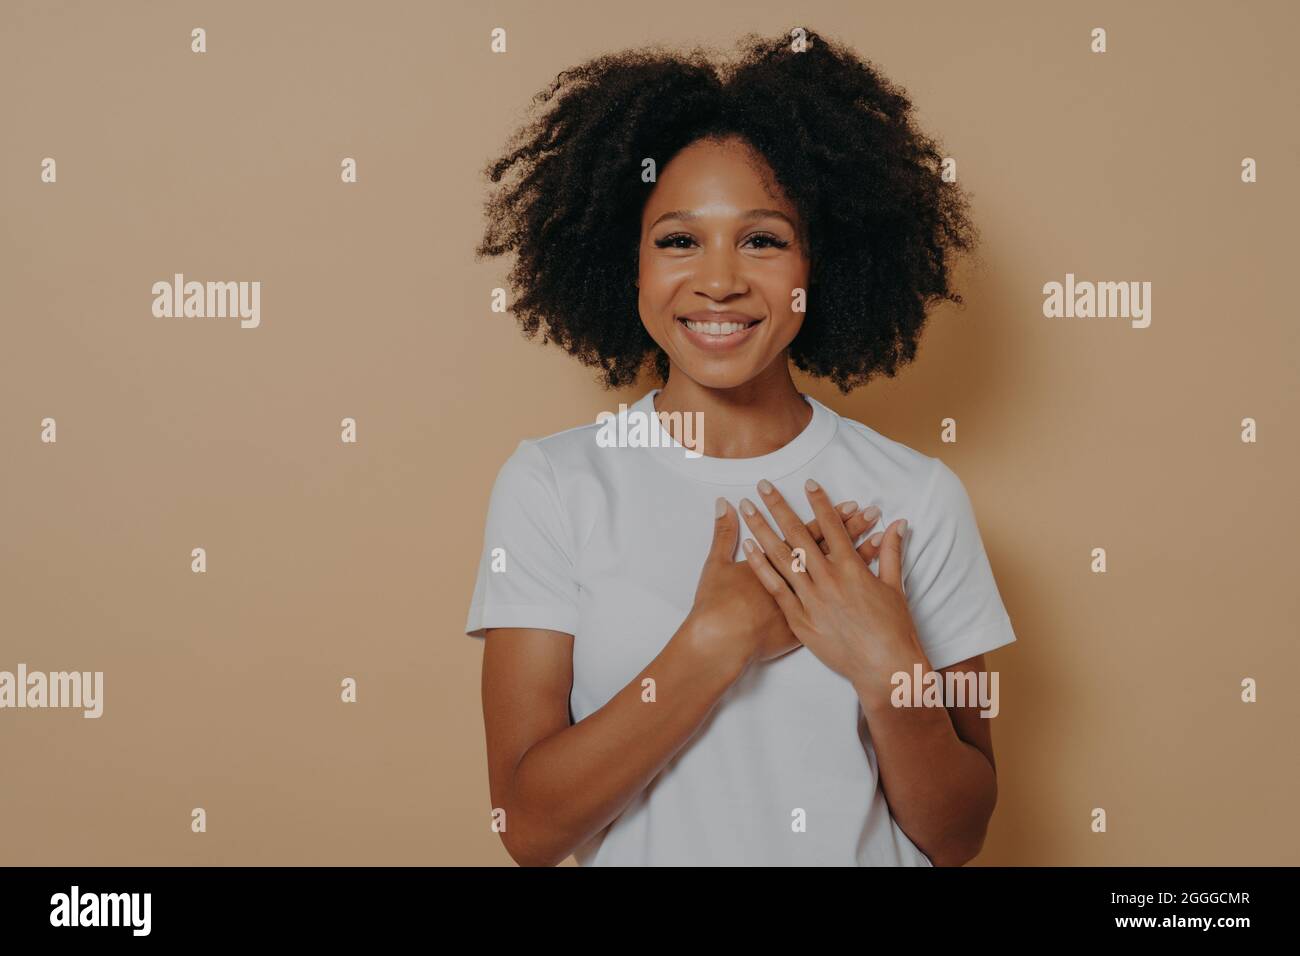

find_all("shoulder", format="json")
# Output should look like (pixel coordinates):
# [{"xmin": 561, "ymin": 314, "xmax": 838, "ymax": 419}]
[
  {"xmin": 489, "ymin": 408, "xmax": 611, "ymax": 497},
  {"xmin": 498, "ymin": 390, "xmax": 662, "ymax": 480},
  {"xmin": 822, "ymin": 404, "xmax": 979, "ymax": 522},
  {"xmin": 825, "ymin": 404, "xmax": 942, "ymax": 489}
]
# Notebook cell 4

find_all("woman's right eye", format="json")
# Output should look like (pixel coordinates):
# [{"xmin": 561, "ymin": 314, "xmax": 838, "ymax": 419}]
[{"xmin": 653, "ymin": 233, "xmax": 694, "ymax": 248}]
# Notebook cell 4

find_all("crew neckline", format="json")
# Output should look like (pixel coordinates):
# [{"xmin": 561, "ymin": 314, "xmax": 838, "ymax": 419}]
[{"xmin": 631, "ymin": 387, "xmax": 838, "ymax": 485}]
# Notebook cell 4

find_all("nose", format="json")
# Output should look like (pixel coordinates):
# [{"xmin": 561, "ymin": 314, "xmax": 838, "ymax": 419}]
[{"xmin": 694, "ymin": 244, "xmax": 747, "ymax": 299}]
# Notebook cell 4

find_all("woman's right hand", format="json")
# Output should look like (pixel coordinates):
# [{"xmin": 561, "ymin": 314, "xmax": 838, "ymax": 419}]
[{"xmin": 686, "ymin": 497, "xmax": 881, "ymax": 672}]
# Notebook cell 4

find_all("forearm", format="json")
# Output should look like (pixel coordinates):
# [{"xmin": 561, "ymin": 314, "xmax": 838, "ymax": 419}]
[
  {"xmin": 854, "ymin": 652, "xmax": 998, "ymax": 867},
  {"xmin": 503, "ymin": 619, "xmax": 744, "ymax": 866}
]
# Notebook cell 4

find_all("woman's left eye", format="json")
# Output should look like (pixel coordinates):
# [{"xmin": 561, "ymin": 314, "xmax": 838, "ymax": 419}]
[{"xmin": 746, "ymin": 233, "xmax": 790, "ymax": 249}]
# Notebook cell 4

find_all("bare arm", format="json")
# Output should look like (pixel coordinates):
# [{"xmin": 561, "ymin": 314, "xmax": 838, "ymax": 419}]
[
  {"xmin": 482, "ymin": 620, "xmax": 739, "ymax": 867},
  {"xmin": 857, "ymin": 652, "xmax": 999, "ymax": 866}
]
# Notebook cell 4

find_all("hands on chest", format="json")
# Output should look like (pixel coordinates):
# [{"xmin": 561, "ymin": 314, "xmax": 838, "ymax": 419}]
[{"xmin": 687, "ymin": 478, "xmax": 922, "ymax": 691}]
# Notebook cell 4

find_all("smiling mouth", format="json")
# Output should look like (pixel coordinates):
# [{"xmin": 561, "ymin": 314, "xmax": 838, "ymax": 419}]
[{"xmin": 677, "ymin": 316, "xmax": 764, "ymax": 337}]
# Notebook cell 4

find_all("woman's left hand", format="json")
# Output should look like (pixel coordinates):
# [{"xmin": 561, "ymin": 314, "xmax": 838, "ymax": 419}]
[{"xmin": 738, "ymin": 477, "xmax": 924, "ymax": 692}]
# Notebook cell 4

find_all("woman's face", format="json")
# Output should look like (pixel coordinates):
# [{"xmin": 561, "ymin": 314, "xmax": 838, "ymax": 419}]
[{"xmin": 638, "ymin": 135, "xmax": 810, "ymax": 391}]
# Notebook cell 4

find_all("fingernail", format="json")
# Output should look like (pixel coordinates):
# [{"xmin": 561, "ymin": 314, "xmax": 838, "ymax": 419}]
[
  {"xmin": 898, "ymin": 519, "xmax": 908, "ymax": 537},
  {"xmin": 862, "ymin": 505, "xmax": 881, "ymax": 521},
  {"xmin": 715, "ymin": 497, "xmax": 727, "ymax": 518},
  {"xmin": 742, "ymin": 538, "xmax": 756, "ymax": 554},
  {"xmin": 740, "ymin": 498, "xmax": 757, "ymax": 516},
  {"xmin": 757, "ymin": 479, "xmax": 773, "ymax": 495},
  {"xmin": 805, "ymin": 478, "xmax": 819, "ymax": 492},
  {"xmin": 869, "ymin": 532, "xmax": 884, "ymax": 547},
  {"xmin": 839, "ymin": 500, "xmax": 859, "ymax": 515}
]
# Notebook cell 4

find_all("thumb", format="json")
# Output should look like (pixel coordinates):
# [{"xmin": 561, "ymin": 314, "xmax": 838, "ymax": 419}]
[
  {"xmin": 876, "ymin": 518, "xmax": 908, "ymax": 592},
  {"xmin": 705, "ymin": 497, "xmax": 739, "ymax": 566}
]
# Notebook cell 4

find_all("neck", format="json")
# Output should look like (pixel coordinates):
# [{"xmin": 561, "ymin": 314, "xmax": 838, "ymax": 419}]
[{"xmin": 653, "ymin": 357, "xmax": 812, "ymax": 459}]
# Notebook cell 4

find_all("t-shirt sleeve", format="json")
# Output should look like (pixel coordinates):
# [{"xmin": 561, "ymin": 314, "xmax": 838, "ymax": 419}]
[
  {"xmin": 901, "ymin": 458, "xmax": 1017, "ymax": 671},
  {"xmin": 464, "ymin": 439, "xmax": 580, "ymax": 639}
]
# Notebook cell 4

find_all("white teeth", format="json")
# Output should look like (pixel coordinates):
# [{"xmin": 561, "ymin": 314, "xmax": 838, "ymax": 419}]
[{"xmin": 684, "ymin": 319, "xmax": 751, "ymax": 335}]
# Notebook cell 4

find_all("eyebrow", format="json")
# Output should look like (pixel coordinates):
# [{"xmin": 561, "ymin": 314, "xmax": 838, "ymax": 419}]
[{"xmin": 649, "ymin": 208, "xmax": 797, "ymax": 230}]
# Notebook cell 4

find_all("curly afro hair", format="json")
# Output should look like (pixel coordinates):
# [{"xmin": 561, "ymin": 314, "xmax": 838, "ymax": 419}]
[{"xmin": 475, "ymin": 27, "xmax": 980, "ymax": 392}]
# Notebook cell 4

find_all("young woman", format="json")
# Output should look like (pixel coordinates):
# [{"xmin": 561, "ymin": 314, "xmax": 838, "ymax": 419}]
[{"xmin": 465, "ymin": 28, "xmax": 1017, "ymax": 866}]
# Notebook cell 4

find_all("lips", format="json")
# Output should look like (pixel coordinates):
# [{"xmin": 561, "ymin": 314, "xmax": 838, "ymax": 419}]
[
  {"xmin": 677, "ymin": 312, "xmax": 763, "ymax": 335},
  {"xmin": 675, "ymin": 311, "xmax": 764, "ymax": 350}
]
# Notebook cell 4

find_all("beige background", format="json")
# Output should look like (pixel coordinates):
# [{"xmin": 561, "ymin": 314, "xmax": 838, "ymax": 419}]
[{"xmin": 2, "ymin": 0, "xmax": 1296, "ymax": 865}]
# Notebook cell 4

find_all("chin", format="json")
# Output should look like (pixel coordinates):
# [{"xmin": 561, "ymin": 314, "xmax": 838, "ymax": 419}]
[{"xmin": 669, "ymin": 358, "xmax": 766, "ymax": 391}]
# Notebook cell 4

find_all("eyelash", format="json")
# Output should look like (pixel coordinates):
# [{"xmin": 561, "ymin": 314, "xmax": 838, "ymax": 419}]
[{"xmin": 653, "ymin": 232, "xmax": 790, "ymax": 250}]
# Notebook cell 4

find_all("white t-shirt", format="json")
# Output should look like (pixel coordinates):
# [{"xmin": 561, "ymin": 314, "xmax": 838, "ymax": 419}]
[{"xmin": 464, "ymin": 387, "xmax": 1017, "ymax": 866}]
